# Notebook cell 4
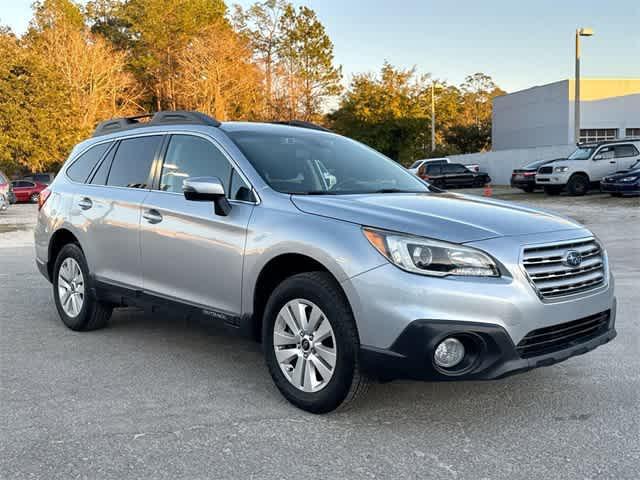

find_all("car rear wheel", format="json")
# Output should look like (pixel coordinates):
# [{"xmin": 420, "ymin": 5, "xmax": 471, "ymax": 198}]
[
  {"xmin": 263, "ymin": 272, "xmax": 369, "ymax": 413},
  {"xmin": 53, "ymin": 243, "xmax": 112, "ymax": 331},
  {"xmin": 522, "ymin": 186, "xmax": 535, "ymax": 193},
  {"xmin": 567, "ymin": 174, "xmax": 589, "ymax": 196},
  {"xmin": 30, "ymin": 193, "xmax": 39, "ymax": 203}
]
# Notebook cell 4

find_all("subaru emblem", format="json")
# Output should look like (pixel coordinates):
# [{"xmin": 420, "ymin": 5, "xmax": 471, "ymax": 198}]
[{"xmin": 563, "ymin": 250, "xmax": 582, "ymax": 268}]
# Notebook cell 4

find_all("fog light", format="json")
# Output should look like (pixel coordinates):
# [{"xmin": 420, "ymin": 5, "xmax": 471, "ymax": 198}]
[{"xmin": 434, "ymin": 338, "xmax": 465, "ymax": 368}]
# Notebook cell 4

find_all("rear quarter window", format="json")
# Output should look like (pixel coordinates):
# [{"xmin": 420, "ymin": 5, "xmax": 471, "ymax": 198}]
[{"xmin": 67, "ymin": 143, "xmax": 111, "ymax": 183}]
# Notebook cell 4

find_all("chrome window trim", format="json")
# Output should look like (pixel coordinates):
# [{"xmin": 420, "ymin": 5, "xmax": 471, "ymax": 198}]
[{"xmin": 518, "ymin": 236, "xmax": 609, "ymax": 303}]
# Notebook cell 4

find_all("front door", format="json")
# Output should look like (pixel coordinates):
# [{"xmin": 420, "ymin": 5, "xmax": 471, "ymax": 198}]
[
  {"xmin": 591, "ymin": 146, "xmax": 617, "ymax": 180},
  {"xmin": 140, "ymin": 133, "xmax": 255, "ymax": 316}
]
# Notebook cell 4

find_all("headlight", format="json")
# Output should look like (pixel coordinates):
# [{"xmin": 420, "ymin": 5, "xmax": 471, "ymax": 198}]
[
  {"xmin": 554, "ymin": 166, "xmax": 569, "ymax": 173},
  {"xmin": 363, "ymin": 228, "xmax": 499, "ymax": 277},
  {"xmin": 619, "ymin": 176, "xmax": 639, "ymax": 183}
]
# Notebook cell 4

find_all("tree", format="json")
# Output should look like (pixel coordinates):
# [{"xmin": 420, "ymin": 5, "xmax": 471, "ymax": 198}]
[
  {"xmin": 176, "ymin": 21, "xmax": 263, "ymax": 120},
  {"xmin": 85, "ymin": 0, "xmax": 130, "ymax": 50},
  {"xmin": 329, "ymin": 63, "xmax": 457, "ymax": 163},
  {"xmin": 121, "ymin": 0, "xmax": 227, "ymax": 110},
  {"xmin": 0, "ymin": 0, "xmax": 140, "ymax": 174},
  {"xmin": 278, "ymin": 5, "xmax": 341, "ymax": 121},
  {"xmin": 444, "ymin": 73, "xmax": 505, "ymax": 152},
  {"xmin": 233, "ymin": 0, "xmax": 287, "ymax": 119}
]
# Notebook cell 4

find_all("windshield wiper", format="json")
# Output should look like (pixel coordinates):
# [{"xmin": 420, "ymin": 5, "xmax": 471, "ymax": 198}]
[
  {"xmin": 289, "ymin": 190, "xmax": 338, "ymax": 195},
  {"xmin": 369, "ymin": 188, "xmax": 425, "ymax": 194}
]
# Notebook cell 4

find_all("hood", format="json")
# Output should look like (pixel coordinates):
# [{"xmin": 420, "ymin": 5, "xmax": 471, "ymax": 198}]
[
  {"xmin": 606, "ymin": 168, "xmax": 640, "ymax": 180},
  {"xmin": 291, "ymin": 192, "xmax": 582, "ymax": 243}
]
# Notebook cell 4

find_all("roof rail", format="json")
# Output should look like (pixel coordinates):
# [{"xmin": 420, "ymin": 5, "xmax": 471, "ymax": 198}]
[
  {"xmin": 577, "ymin": 137, "xmax": 640, "ymax": 147},
  {"xmin": 271, "ymin": 120, "xmax": 332, "ymax": 132},
  {"xmin": 93, "ymin": 110, "xmax": 221, "ymax": 137}
]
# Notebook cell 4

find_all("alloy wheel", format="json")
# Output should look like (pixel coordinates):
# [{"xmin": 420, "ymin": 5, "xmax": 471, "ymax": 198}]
[
  {"xmin": 58, "ymin": 257, "xmax": 85, "ymax": 318},
  {"xmin": 273, "ymin": 299, "xmax": 337, "ymax": 392}
]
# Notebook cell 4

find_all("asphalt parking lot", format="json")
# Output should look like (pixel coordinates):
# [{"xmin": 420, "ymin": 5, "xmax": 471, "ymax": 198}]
[{"xmin": 1, "ymin": 191, "xmax": 639, "ymax": 479}]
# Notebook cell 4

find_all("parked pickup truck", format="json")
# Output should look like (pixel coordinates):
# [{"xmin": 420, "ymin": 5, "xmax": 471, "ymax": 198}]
[{"xmin": 536, "ymin": 139, "xmax": 640, "ymax": 195}]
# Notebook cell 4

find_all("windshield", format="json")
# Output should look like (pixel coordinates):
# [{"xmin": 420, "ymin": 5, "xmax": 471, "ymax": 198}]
[
  {"xmin": 568, "ymin": 147, "xmax": 595, "ymax": 160},
  {"xmin": 227, "ymin": 128, "xmax": 429, "ymax": 195},
  {"xmin": 631, "ymin": 160, "xmax": 640, "ymax": 170},
  {"xmin": 409, "ymin": 160, "xmax": 423, "ymax": 169}
]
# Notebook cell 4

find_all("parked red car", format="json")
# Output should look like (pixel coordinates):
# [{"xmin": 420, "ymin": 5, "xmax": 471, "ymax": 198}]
[{"xmin": 11, "ymin": 180, "xmax": 47, "ymax": 203}]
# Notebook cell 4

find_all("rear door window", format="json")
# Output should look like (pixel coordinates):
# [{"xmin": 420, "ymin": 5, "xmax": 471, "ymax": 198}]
[
  {"xmin": 426, "ymin": 165, "xmax": 441, "ymax": 175},
  {"xmin": 67, "ymin": 143, "xmax": 111, "ymax": 183},
  {"xmin": 613, "ymin": 145, "xmax": 639, "ymax": 158},
  {"xmin": 107, "ymin": 136, "xmax": 162, "ymax": 189}
]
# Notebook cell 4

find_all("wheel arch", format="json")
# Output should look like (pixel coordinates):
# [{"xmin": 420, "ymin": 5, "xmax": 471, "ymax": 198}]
[
  {"xmin": 249, "ymin": 252, "xmax": 351, "ymax": 342},
  {"xmin": 47, "ymin": 228, "xmax": 82, "ymax": 280}
]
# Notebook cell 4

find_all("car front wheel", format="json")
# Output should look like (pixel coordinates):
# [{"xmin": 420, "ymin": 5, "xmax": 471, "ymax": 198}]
[{"xmin": 263, "ymin": 272, "xmax": 369, "ymax": 413}]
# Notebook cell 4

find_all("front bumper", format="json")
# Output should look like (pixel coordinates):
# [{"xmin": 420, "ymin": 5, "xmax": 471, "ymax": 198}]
[
  {"xmin": 510, "ymin": 176, "xmax": 536, "ymax": 189},
  {"xmin": 359, "ymin": 308, "xmax": 616, "ymax": 381},
  {"xmin": 601, "ymin": 181, "xmax": 640, "ymax": 194},
  {"xmin": 536, "ymin": 173, "xmax": 569, "ymax": 185}
]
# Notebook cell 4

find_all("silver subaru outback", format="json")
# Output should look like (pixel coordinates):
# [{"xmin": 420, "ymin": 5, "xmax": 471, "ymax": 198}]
[{"xmin": 35, "ymin": 111, "xmax": 616, "ymax": 413}]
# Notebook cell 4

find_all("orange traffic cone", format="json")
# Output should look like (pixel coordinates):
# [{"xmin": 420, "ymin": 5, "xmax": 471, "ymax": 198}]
[{"xmin": 483, "ymin": 183, "xmax": 493, "ymax": 197}]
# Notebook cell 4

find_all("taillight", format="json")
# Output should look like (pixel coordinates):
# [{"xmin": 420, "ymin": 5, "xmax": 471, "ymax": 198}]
[
  {"xmin": 38, "ymin": 188, "xmax": 51, "ymax": 211},
  {"xmin": 523, "ymin": 172, "xmax": 536, "ymax": 177}
]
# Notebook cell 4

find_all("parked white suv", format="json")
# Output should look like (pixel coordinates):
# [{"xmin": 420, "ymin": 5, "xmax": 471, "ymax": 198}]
[{"xmin": 536, "ymin": 139, "xmax": 640, "ymax": 195}]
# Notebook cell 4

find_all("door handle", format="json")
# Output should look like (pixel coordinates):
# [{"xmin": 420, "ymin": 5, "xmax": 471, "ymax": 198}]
[
  {"xmin": 609, "ymin": 161, "xmax": 616, "ymax": 164},
  {"xmin": 78, "ymin": 197, "xmax": 93, "ymax": 210},
  {"xmin": 143, "ymin": 209, "xmax": 163, "ymax": 224}
]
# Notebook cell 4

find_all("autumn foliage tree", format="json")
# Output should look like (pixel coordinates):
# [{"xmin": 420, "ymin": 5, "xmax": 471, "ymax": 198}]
[{"xmin": 176, "ymin": 21, "xmax": 263, "ymax": 120}]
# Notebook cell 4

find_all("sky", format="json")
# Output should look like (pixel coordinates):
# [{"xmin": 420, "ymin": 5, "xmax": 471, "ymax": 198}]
[{"xmin": 1, "ymin": 0, "xmax": 638, "ymax": 93}]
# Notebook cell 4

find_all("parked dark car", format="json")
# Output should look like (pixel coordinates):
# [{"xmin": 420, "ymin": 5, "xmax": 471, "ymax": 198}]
[
  {"xmin": 11, "ymin": 180, "xmax": 48, "ymax": 203},
  {"xmin": 600, "ymin": 161, "xmax": 640, "ymax": 196},
  {"xmin": 21, "ymin": 172, "xmax": 56, "ymax": 185},
  {"xmin": 419, "ymin": 163, "xmax": 491, "ymax": 188},
  {"xmin": 510, "ymin": 158, "xmax": 561, "ymax": 192}
]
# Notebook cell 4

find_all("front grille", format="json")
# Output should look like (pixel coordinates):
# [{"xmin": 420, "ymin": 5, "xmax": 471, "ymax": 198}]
[
  {"xmin": 522, "ymin": 238, "xmax": 606, "ymax": 299},
  {"xmin": 516, "ymin": 310, "xmax": 610, "ymax": 358},
  {"xmin": 538, "ymin": 166, "xmax": 553, "ymax": 174}
]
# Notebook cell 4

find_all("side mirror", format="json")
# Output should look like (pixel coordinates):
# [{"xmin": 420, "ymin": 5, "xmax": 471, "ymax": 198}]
[{"xmin": 183, "ymin": 176, "xmax": 231, "ymax": 216}]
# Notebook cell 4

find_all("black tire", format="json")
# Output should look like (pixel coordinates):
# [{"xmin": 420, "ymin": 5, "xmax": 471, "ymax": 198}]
[
  {"xmin": 544, "ymin": 186, "xmax": 562, "ymax": 196},
  {"xmin": 610, "ymin": 192, "xmax": 622, "ymax": 197},
  {"xmin": 567, "ymin": 174, "xmax": 589, "ymax": 196},
  {"xmin": 262, "ymin": 272, "xmax": 369, "ymax": 413},
  {"xmin": 52, "ymin": 243, "xmax": 112, "ymax": 331},
  {"xmin": 30, "ymin": 193, "xmax": 39, "ymax": 203},
  {"xmin": 522, "ymin": 186, "xmax": 535, "ymax": 193}
]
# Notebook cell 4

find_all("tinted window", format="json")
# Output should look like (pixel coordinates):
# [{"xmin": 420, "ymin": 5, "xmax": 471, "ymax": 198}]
[
  {"xmin": 227, "ymin": 129, "xmax": 427, "ymax": 194},
  {"xmin": 107, "ymin": 136, "xmax": 161, "ymax": 188},
  {"xmin": 452, "ymin": 164, "xmax": 469, "ymax": 173},
  {"xmin": 426, "ymin": 165, "xmax": 441, "ymax": 175},
  {"xmin": 33, "ymin": 174, "xmax": 52, "ymax": 183},
  {"xmin": 67, "ymin": 143, "xmax": 111, "ymax": 183},
  {"xmin": 90, "ymin": 144, "xmax": 116, "ymax": 185},
  {"xmin": 614, "ymin": 145, "xmax": 639, "ymax": 158},
  {"xmin": 159, "ymin": 135, "xmax": 231, "ymax": 193}
]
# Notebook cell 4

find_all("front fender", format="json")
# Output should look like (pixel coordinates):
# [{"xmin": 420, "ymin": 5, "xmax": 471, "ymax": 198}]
[{"xmin": 241, "ymin": 203, "xmax": 386, "ymax": 315}]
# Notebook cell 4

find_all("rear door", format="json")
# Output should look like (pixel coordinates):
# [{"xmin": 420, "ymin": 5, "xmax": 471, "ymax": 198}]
[
  {"xmin": 613, "ymin": 144, "xmax": 640, "ymax": 171},
  {"xmin": 73, "ymin": 135, "xmax": 163, "ymax": 289},
  {"xmin": 140, "ymin": 133, "xmax": 255, "ymax": 315}
]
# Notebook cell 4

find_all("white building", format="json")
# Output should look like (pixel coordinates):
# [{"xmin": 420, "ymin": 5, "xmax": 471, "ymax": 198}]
[{"xmin": 492, "ymin": 79, "xmax": 640, "ymax": 150}]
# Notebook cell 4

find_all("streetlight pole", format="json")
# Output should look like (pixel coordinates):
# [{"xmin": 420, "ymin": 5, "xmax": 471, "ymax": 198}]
[
  {"xmin": 574, "ymin": 27, "xmax": 593, "ymax": 144},
  {"xmin": 431, "ymin": 80, "xmax": 436, "ymax": 152}
]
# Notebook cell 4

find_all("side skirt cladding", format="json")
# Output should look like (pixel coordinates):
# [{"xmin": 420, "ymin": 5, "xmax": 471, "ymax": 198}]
[{"xmin": 92, "ymin": 278, "xmax": 254, "ymax": 337}]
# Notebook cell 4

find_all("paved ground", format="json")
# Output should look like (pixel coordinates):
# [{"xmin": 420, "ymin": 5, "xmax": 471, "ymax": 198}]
[{"xmin": 1, "ymin": 192, "xmax": 639, "ymax": 479}]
